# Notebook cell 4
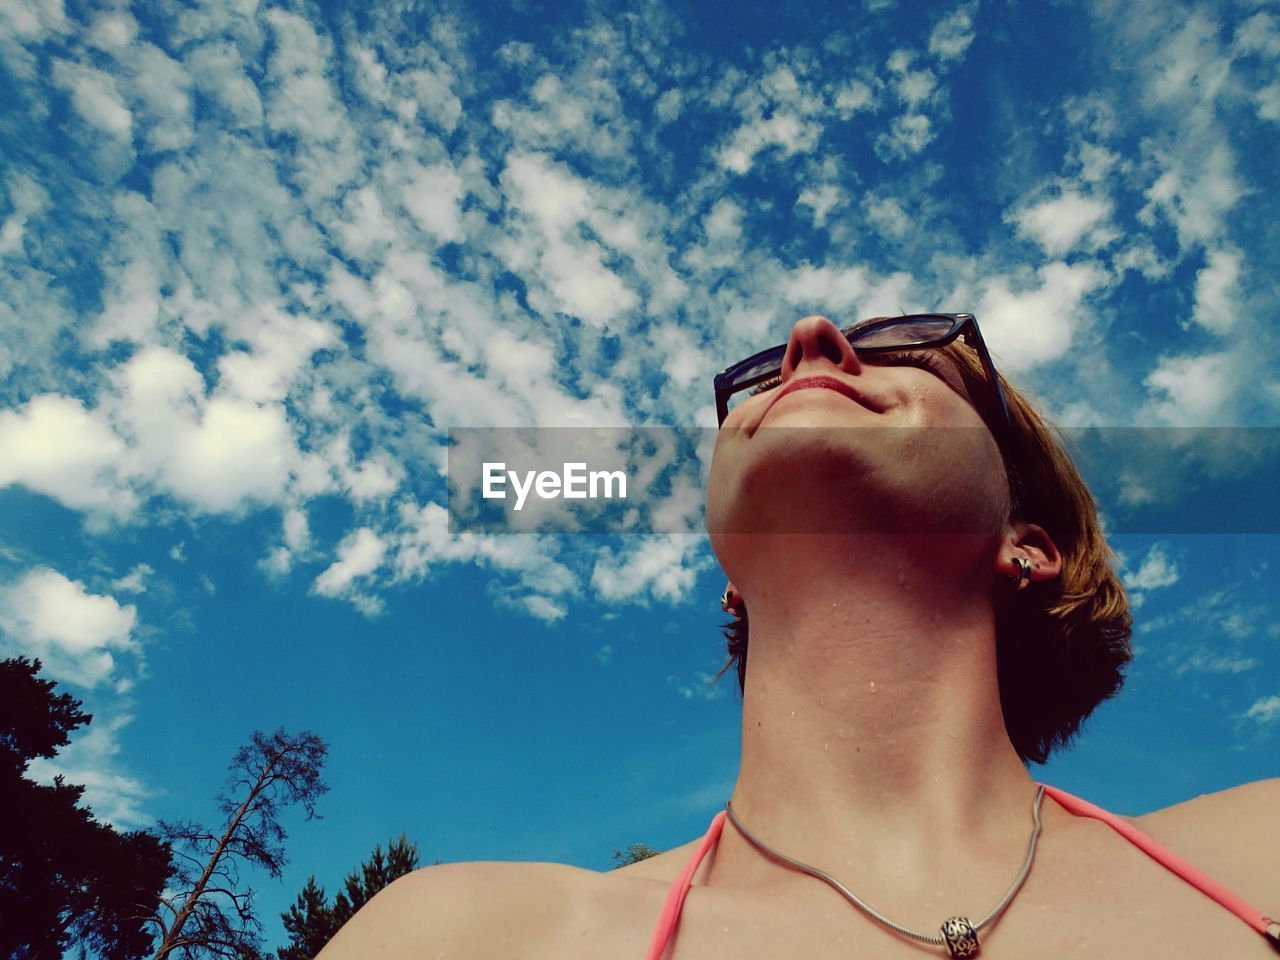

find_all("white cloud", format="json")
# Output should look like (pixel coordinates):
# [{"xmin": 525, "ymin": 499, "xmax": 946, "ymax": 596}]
[
  {"xmin": 331, "ymin": 186, "xmax": 396, "ymax": 260},
  {"xmin": 1123, "ymin": 543, "xmax": 1180, "ymax": 590},
  {"xmin": 407, "ymin": 62, "xmax": 464, "ymax": 134},
  {"xmin": 0, "ymin": 0, "xmax": 68, "ymax": 47},
  {"xmin": 928, "ymin": 3, "xmax": 978, "ymax": 62},
  {"xmin": 512, "ymin": 594, "xmax": 566, "ymax": 623},
  {"xmin": 1010, "ymin": 190, "xmax": 1116, "ymax": 257},
  {"xmin": 166, "ymin": 397, "xmax": 293, "ymax": 511},
  {"xmin": 98, "ymin": 344, "xmax": 306, "ymax": 513},
  {"xmin": 887, "ymin": 51, "xmax": 937, "ymax": 109},
  {"xmin": 797, "ymin": 184, "xmax": 843, "ymax": 228},
  {"xmin": 110, "ymin": 563, "xmax": 153, "ymax": 594},
  {"xmin": 27, "ymin": 708, "xmax": 151, "ymax": 827},
  {"xmin": 490, "ymin": 55, "xmax": 634, "ymax": 162},
  {"xmin": 402, "ymin": 162, "xmax": 465, "ymax": 243},
  {"xmin": 669, "ymin": 671, "xmax": 728, "ymax": 701},
  {"xmin": 214, "ymin": 309, "xmax": 336, "ymax": 404},
  {"xmin": 1174, "ymin": 649, "xmax": 1257, "ymax": 676},
  {"xmin": 1140, "ymin": 144, "xmax": 1245, "ymax": 253},
  {"xmin": 1244, "ymin": 695, "xmax": 1280, "ymax": 724},
  {"xmin": 832, "ymin": 79, "xmax": 876, "ymax": 119},
  {"xmin": 284, "ymin": 507, "xmax": 310, "ymax": 552},
  {"xmin": 0, "ymin": 568, "xmax": 137, "ymax": 688},
  {"xmin": 973, "ymin": 261, "xmax": 1111, "ymax": 370},
  {"xmin": 1256, "ymin": 82, "xmax": 1280, "ymax": 122},
  {"xmin": 263, "ymin": 9, "xmax": 347, "ymax": 144},
  {"xmin": 591, "ymin": 535, "xmax": 712, "ymax": 605},
  {"xmin": 874, "ymin": 113, "xmax": 933, "ymax": 161},
  {"xmin": 51, "ymin": 59, "xmax": 133, "ymax": 137},
  {"xmin": 655, "ymin": 88, "xmax": 683, "ymax": 123},
  {"xmin": 185, "ymin": 41, "xmax": 265, "ymax": 128},
  {"xmin": 863, "ymin": 194, "xmax": 911, "ymax": 238},
  {"xmin": 391, "ymin": 500, "xmax": 578, "ymax": 607},
  {"xmin": 1190, "ymin": 247, "xmax": 1241, "ymax": 333},
  {"xmin": 1142, "ymin": 350, "xmax": 1235, "ymax": 424},
  {"xmin": 313, "ymin": 527, "xmax": 387, "ymax": 598},
  {"xmin": 0, "ymin": 170, "xmax": 49, "ymax": 257},
  {"xmin": 130, "ymin": 42, "xmax": 195, "ymax": 151},
  {"xmin": 87, "ymin": 11, "xmax": 138, "ymax": 51},
  {"xmin": 1074, "ymin": 142, "xmax": 1120, "ymax": 183},
  {"xmin": 0, "ymin": 394, "xmax": 133, "ymax": 514},
  {"xmin": 718, "ymin": 112, "xmax": 820, "ymax": 173},
  {"xmin": 712, "ymin": 65, "xmax": 825, "ymax": 174},
  {"xmin": 498, "ymin": 152, "xmax": 639, "ymax": 328}
]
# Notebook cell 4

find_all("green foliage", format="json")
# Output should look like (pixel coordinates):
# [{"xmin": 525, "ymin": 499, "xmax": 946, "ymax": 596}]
[
  {"xmin": 0, "ymin": 656, "xmax": 171, "ymax": 960},
  {"xmin": 278, "ymin": 835, "xmax": 421, "ymax": 960},
  {"xmin": 610, "ymin": 842, "xmax": 663, "ymax": 868}
]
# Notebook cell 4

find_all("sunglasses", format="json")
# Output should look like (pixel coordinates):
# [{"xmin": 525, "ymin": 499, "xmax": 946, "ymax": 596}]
[{"xmin": 712, "ymin": 313, "xmax": 1014, "ymax": 444}]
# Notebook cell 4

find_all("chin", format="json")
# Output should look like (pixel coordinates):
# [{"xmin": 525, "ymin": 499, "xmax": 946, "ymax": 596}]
[
  {"xmin": 709, "ymin": 430, "xmax": 889, "ymax": 535},
  {"xmin": 707, "ymin": 426, "xmax": 1008, "ymax": 537}
]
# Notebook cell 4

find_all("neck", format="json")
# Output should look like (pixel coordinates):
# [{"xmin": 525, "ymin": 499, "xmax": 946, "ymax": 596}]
[{"xmin": 721, "ymin": 534, "xmax": 1044, "ymax": 895}]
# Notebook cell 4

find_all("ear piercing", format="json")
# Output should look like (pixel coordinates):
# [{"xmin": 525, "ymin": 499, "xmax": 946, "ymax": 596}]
[{"xmin": 1006, "ymin": 556, "xmax": 1032, "ymax": 590}]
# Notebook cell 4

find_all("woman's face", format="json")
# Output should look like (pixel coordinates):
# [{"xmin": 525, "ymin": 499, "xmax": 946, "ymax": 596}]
[{"xmin": 706, "ymin": 315, "xmax": 1013, "ymax": 554}]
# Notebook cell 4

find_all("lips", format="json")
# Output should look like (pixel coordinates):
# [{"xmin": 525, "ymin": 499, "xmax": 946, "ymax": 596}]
[{"xmin": 767, "ymin": 375, "xmax": 881, "ymax": 416}]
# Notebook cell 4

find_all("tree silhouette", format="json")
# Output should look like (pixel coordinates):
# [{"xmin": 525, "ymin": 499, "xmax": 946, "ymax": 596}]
[
  {"xmin": 0, "ymin": 656, "xmax": 170, "ymax": 960},
  {"xmin": 610, "ymin": 842, "xmax": 663, "ymax": 868},
  {"xmin": 278, "ymin": 835, "xmax": 421, "ymax": 960},
  {"xmin": 150, "ymin": 728, "xmax": 328, "ymax": 960}
]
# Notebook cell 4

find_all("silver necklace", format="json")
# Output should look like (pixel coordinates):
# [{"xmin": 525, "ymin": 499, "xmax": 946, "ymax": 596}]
[{"xmin": 723, "ymin": 784, "xmax": 1046, "ymax": 957}]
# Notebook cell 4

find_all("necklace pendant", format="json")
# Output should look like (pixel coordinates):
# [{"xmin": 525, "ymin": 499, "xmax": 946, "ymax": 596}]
[{"xmin": 940, "ymin": 916, "xmax": 979, "ymax": 957}]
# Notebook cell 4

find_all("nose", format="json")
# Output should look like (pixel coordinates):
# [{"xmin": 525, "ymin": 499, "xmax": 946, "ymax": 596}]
[{"xmin": 779, "ymin": 315, "xmax": 863, "ymax": 382}]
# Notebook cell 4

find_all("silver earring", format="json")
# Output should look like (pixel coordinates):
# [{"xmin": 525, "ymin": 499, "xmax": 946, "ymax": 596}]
[
  {"xmin": 720, "ymin": 589, "xmax": 739, "ymax": 612},
  {"xmin": 1005, "ymin": 556, "xmax": 1032, "ymax": 590}
]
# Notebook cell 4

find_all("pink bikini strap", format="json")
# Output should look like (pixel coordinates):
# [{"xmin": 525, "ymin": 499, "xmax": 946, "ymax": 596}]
[
  {"xmin": 643, "ymin": 809, "xmax": 727, "ymax": 960},
  {"xmin": 1039, "ymin": 782, "xmax": 1280, "ymax": 947}
]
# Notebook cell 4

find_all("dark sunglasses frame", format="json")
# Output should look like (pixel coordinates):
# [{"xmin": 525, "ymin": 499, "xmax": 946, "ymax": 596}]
[{"xmin": 713, "ymin": 313, "xmax": 1015, "ymax": 445}]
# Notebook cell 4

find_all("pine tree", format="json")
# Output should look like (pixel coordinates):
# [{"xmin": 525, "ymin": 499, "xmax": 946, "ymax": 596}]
[
  {"xmin": 0, "ymin": 656, "xmax": 171, "ymax": 960},
  {"xmin": 277, "ymin": 835, "xmax": 421, "ymax": 960},
  {"xmin": 611, "ymin": 842, "xmax": 663, "ymax": 868}
]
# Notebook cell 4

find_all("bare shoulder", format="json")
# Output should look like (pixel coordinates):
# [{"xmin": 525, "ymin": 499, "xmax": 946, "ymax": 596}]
[
  {"xmin": 319, "ymin": 857, "xmax": 674, "ymax": 960},
  {"xmin": 1134, "ymin": 776, "xmax": 1280, "ymax": 835},
  {"xmin": 609, "ymin": 836, "xmax": 703, "ymax": 881},
  {"xmin": 318, "ymin": 860, "xmax": 581, "ymax": 959},
  {"xmin": 1131, "ymin": 777, "xmax": 1280, "ymax": 910}
]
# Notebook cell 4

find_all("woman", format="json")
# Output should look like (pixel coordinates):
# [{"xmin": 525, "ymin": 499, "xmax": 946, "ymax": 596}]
[{"xmin": 323, "ymin": 314, "xmax": 1279, "ymax": 958}]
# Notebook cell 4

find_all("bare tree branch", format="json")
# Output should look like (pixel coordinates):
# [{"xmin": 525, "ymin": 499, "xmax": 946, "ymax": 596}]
[{"xmin": 151, "ymin": 728, "xmax": 328, "ymax": 960}]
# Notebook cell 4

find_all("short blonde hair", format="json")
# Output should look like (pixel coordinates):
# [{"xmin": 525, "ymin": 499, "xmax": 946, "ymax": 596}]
[{"xmin": 713, "ymin": 338, "xmax": 1134, "ymax": 765}]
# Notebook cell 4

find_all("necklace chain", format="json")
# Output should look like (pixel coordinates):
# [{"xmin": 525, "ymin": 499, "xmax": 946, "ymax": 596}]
[{"xmin": 723, "ymin": 785, "xmax": 1047, "ymax": 953}]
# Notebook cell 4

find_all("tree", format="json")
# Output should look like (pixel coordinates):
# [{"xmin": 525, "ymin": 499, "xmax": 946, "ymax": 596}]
[
  {"xmin": 0, "ymin": 656, "xmax": 171, "ymax": 960},
  {"xmin": 150, "ymin": 728, "xmax": 329, "ymax": 960},
  {"xmin": 278, "ymin": 835, "xmax": 421, "ymax": 960},
  {"xmin": 610, "ymin": 842, "xmax": 663, "ymax": 868}
]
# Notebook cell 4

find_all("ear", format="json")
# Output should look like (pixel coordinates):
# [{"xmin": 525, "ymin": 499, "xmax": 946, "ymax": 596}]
[
  {"xmin": 720, "ymin": 581, "xmax": 745, "ymax": 612},
  {"xmin": 995, "ymin": 520, "xmax": 1063, "ymax": 585}
]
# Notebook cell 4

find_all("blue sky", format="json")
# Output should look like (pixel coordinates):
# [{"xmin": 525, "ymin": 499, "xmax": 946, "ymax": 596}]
[{"xmin": 1, "ymin": 0, "xmax": 1279, "ymax": 949}]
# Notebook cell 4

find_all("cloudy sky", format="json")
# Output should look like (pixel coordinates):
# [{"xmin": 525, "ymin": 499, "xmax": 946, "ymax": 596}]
[{"xmin": 1, "ymin": 0, "xmax": 1278, "ymax": 947}]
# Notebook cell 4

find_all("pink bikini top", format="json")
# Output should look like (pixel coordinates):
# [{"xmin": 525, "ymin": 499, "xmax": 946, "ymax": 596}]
[{"xmin": 645, "ymin": 783, "xmax": 1280, "ymax": 959}]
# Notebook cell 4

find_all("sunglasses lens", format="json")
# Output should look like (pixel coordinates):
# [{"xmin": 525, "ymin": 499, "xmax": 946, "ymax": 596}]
[
  {"xmin": 718, "ymin": 317, "xmax": 974, "ymax": 423},
  {"xmin": 846, "ymin": 316, "xmax": 956, "ymax": 347},
  {"xmin": 726, "ymin": 348, "xmax": 785, "ymax": 392}
]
